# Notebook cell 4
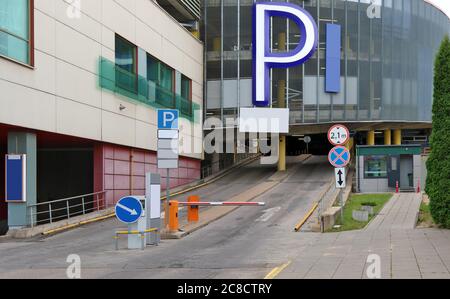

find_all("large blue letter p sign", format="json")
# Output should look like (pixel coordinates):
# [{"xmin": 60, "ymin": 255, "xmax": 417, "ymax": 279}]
[{"xmin": 253, "ymin": 3, "xmax": 318, "ymax": 107}]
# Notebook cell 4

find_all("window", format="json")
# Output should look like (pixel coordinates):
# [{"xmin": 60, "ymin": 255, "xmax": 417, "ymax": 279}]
[
  {"xmin": 160, "ymin": 63, "xmax": 174, "ymax": 92},
  {"xmin": 146, "ymin": 54, "xmax": 174, "ymax": 91},
  {"xmin": 180, "ymin": 75, "xmax": 192, "ymax": 116},
  {"xmin": 146, "ymin": 53, "xmax": 174, "ymax": 107},
  {"xmin": 115, "ymin": 35, "xmax": 137, "ymax": 93},
  {"xmin": 364, "ymin": 156, "xmax": 388, "ymax": 178},
  {"xmin": 0, "ymin": 0, "xmax": 33, "ymax": 65},
  {"xmin": 107, "ymin": 36, "xmax": 192, "ymax": 114},
  {"xmin": 147, "ymin": 54, "xmax": 159, "ymax": 83},
  {"xmin": 181, "ymin": 75, "xmax": 191, "ymax": 101},
  {"xmin": 115, "ymin": 35, "xmax": 136, "ymax": 73}
]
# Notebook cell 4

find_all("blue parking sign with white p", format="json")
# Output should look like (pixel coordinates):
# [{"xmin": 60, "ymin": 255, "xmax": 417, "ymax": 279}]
[
  {"xmin": 115, "ymin": 196, "xmax": 143, "ymax": 224},
  {"xmin": 158, "ymin": 109, "xmax": 179, "ymax": 130}
]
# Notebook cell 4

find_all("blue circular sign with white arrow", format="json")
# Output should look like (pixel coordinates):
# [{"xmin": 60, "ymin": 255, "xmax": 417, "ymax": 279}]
[{"xmin": 115, "ymin": 196, "xmax": 143, "ymax": 224}]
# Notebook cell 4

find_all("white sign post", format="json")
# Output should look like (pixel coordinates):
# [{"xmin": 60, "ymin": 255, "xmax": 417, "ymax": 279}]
[{"xmin": 157, "ymin": 109, "xmax": 179, "ymax": 229}]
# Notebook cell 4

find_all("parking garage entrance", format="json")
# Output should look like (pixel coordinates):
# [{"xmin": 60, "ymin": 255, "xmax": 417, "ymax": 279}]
[{"xmin": 0, "ymin": 126, "xmax": 95, "ymax": 232}]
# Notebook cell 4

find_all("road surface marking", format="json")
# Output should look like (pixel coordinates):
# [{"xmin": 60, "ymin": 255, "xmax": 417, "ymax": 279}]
[
  {"xmin": 264, "ymin": 261, "xmax": 292, "ymax": 279},
  {"xmin": 256, "ymin": 207, "xmax": 281, "ymax": 222}
]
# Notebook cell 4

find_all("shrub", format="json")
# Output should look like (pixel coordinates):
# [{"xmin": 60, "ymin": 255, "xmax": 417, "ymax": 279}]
[{"xmin": 426, "ymin": 36, "xmax": 450, "ymax": 228}]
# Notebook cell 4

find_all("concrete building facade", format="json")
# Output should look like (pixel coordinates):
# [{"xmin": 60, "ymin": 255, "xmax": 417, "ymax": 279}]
[{"xmin": 0, "ymin": 0, "xmax": 204, "ymax": 233}]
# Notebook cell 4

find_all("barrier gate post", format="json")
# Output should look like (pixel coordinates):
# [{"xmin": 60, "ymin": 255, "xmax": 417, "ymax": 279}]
[
  {"xmin": 187, "ymin": 195, "xmax": 200, "ymax": 222},
  {"xmin": 169, "ymin": 201, "xmax": 179, "ymax": 232},
  {"xmin": 146, "ymin": 173, "xmax": 161, "ymax": 245}
]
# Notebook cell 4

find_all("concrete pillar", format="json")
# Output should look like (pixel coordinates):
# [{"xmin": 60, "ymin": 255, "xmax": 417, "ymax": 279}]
[
  {"xmin": 393, "ymin": 129, "xmax": 402, "ymax": 145},
  {"xmin": 7, "ymin": 132, "xmax": 37, "ymax": 229},
  {"xmin": 191, "ymin": 30, "xmax": 200, "ymax": 39},
  {"xmin": 384, "ymin": 130, "xmax": 392, "ymax": 145},
  {"xmin": 277, "ymin": 80, "xmax": 286, "ymax": 108},
  {"xmin": 278, "ymin": 32, "xmax": 286, "ymax": 51},
  {"xmin": 367, "ymin": 130, "xmax": 375, "ymax": 146},
  {"xmin": 278, "ymin": 136, "xmax": 286, "ymax": 172},
  {"xmin": 213, "ymin": 37, "xmax": 221, "ymax": 52},
  {"xmin": 346, "ymin": 137, "xmax": 354, "ymax": 150},
  {"xmin": 277, "ymin": 32, "xmax": 287, "ymax": 172}
]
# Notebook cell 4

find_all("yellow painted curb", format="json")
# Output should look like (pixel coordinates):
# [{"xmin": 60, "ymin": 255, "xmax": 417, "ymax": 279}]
[
  {"xmin": 264, "ymin": 261, "xmax": 292, "ymax": 279},
  {"xmin": 43, "ymin": 214, "xmax": 116, "ymax": 236}
]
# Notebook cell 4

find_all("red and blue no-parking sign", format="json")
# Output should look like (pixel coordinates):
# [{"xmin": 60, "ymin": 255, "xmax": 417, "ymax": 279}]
[{"xmin": 328, "ymin": 146, "xmax": 351, "ymax": 168}]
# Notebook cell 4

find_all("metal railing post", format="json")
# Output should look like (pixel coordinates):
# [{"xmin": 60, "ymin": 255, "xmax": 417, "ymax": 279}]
[
  {"xmin": 82, "ymin": 197, "xmax": 85, "ymax": 215},
  {"xmin": 30, "ymin": 207, "xmax": 34, "ymax": 228},
  {"xmin": 49, "ymin": 203, "xmax": 53, "ymax": 224},
  {"xmin": 30, "ymin": 191, "xmax": 105, "ymax": 227}
]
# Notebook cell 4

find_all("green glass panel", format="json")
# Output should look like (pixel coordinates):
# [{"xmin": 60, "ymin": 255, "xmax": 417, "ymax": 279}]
[
  {"xmin": 99, "ymin": 57, "xmax": 199, "ymax": 123},
  {"xmin": 0, "ymin": 30, "xmax": 28, "ymax": 63},
  {"xmin": 0, "ymin": 0, "xmax": 29, "ymax": 40}
]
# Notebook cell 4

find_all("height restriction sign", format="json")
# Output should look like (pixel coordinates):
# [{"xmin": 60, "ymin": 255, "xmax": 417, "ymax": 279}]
[{"xmin": 328, "ymin": 124, "xmax": 350, "ymax": 146}]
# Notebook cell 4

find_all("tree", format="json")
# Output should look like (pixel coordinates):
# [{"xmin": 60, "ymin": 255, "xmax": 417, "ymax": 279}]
[{"xmin": 426, "ymin": 36, "xmax": 450, "ymax": 228}]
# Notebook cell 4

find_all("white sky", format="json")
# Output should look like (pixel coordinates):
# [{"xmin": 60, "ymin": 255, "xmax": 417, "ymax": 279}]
[{"xmin": 427, "ymin": 0, "xmax": 450, "ymax": 18}]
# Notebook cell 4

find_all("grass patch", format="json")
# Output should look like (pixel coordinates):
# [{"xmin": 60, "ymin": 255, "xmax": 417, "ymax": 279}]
[
  {"xmin": 329, "ymin": 193, "xmax": 393, "ymax": 232},
  {"xmin": 417, "ymin": 201, "xmax": 436, "ymax": 228}
]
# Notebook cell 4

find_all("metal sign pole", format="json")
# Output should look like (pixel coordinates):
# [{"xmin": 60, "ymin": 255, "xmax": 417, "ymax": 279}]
[
  {"xmin": 166, "ymin": 168, "xmax": 170, "ymax": 228},
  {"xmin": 340, "ymin": 189, "xmax": 344, "ymax": 224}
]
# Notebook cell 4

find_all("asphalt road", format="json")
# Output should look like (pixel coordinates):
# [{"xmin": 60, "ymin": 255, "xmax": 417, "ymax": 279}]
[{"xmin": 0, "ymin": 156, "xmax": 334, "ymax": 279}]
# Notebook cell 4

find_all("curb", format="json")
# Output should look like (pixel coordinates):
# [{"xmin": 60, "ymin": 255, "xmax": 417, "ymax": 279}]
[{"xmin": 7, "ymin": 155, "xmax": 262, "ymax": 239}]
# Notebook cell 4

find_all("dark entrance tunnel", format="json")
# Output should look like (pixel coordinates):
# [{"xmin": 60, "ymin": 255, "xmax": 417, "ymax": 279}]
[
  {"xmin": 287, "ymin": 134, "xmax": 333, "ymax": 156},
  {"xmin": 36, "ymin": 148, "xmax": 94, "ymax": 224}
]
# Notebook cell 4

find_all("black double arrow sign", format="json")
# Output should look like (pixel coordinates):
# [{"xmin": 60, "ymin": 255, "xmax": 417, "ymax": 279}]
[{"xmin": 337, "ymin": 169, "xmax": 344, "ymax": 186}]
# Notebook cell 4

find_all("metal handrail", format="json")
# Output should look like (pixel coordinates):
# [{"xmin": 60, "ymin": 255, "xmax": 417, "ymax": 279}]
[{"xmin": 27, "ymin": 191, "xmax": 107, "ymax": 228}]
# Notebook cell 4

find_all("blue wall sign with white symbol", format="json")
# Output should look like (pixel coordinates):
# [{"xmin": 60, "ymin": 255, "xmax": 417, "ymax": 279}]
[
  {"xmin": 328, "ymin": 146, "xmax": 351, "ymax": 168},
  {"xmin": 5, "ymin": 155, "xmax": 27, "ymax": 203},
  {"xmin": 115, "ymin": 196, "xmax": 143, "ymax": 224},
  {"xmin": 158, "ymin": 109, "xmax": 179, "ymax": 130}
]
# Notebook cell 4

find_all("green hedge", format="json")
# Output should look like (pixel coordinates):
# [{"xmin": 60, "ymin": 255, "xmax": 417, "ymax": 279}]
[{"xmin": 426, "ymin": 36, "xmax": 450, "ymax": 228}]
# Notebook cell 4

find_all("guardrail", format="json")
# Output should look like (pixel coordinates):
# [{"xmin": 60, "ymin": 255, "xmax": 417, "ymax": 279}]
[{"xmin": 27, "ymin": 191, "xmax": 107, "ymax": 228}]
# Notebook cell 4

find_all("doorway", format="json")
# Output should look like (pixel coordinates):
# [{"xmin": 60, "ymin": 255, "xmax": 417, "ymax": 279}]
[{"xmin": 400, "ymin": 155, "xmax": 414, "ymax": 188}]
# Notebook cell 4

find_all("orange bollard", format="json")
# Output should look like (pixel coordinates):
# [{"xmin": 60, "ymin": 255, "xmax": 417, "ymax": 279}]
[
  {"xmin": 169, "ymin": 201, "xmax": 179, "ymax": 232},
  {"xmin": 187, "ymin": 195, "xmax": 200, "ymax": 222},
  {"xmin": 417, "ymin": 179, "xmax": 421, "ymax": 193}
]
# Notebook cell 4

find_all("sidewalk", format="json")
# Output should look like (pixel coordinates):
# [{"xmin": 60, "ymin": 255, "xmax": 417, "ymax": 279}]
[
  {"xmin": 366, "ymin": 193, "xmax": 422, "ymax": 231},
  {"xmin": 277, "ymin": 193, "xmax": 450, "ymax": 279}
]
